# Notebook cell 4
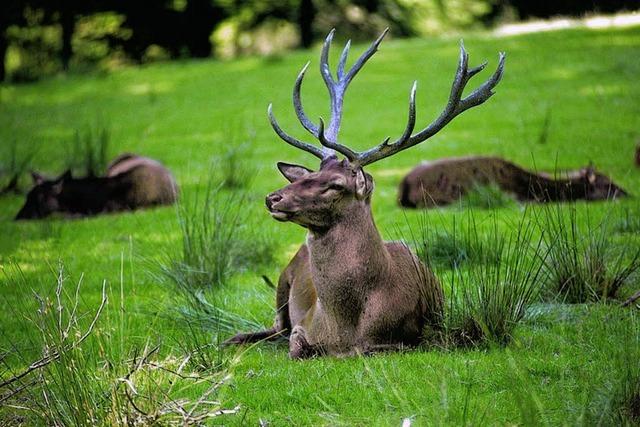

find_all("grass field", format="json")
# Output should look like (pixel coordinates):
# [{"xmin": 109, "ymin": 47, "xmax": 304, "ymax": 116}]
[{"xmin": 1, "ymin": 25, "xmax": 640, "ymax": 425}]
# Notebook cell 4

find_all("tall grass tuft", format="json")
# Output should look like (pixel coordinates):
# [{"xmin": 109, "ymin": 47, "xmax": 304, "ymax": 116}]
[
  {"xmin": 459, "ymin": 183, "xmax": 517, "ymax": 210},
  {"xmin": 415, "ymin": 212, "xmax": 503, "ymax": 270},
  {"xmin": 0, "ymin": 138, "xmax": 36, "ymax": 194},
  {"xmin": 221, "ymin": 135, "xmax": 256, "ymax": 190},
  {"xmin": 447, "ymin": 211, "xmax": 548, "ymax": 346},
  {"xmin": 540, "ymin": 203, "xmax": 640, "ymax": 303},
  {"xmin": 158, "ymin": 179, "xmax": 275, "ymax": 291},
  {"xmin": 0, "ymin": 260, "xmax": 238, "ymax": 425},
  {"xmin": 65, "ymin": 125, "xmax": 110, "ymax": 177},
  {"xmin": 154, "ymin": 169, "xmax": 274, "ymax": 340},
  {"xmin": 409, "ymin": 208, "xmax": 548, "ymax": 347}
]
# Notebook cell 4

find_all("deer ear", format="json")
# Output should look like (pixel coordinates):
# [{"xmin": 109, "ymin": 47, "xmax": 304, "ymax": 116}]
[
  {"xmin": 277, "ymin": 162, "xmax": 313, "ymax": 183},
  {"xmin": 355, "ymin": 169, "xmax": 374, "ymax": 200},
  {"xmin": 31, "ymin": 171, "xmax": 46, "ymax": 185},
  {"xmin": 50, "ymin": 170, "xmax": 71, "ymax": 194},
  {"xmin": 584, "ymin": 164, "xmax": 596, "ymax": 184},
  {"xmin": 57, "ymin": 169, "xmax": 72, "ymax": 182}
]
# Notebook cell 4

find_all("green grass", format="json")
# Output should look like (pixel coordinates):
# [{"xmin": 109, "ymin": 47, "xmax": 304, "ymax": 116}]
[{"xmin": 1, "ymin": 26, "xmax": 640, "ymax": 425}]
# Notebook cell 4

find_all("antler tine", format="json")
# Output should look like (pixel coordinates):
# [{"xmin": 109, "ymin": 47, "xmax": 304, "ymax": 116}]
[
  {"xmin": 318, "ymin": 117, "xmax": 357, "ymax": 161},
  {"xmin": 355, "ymin": 42, "xmax": 506, "ymax": 167},
  {"xmin": 320, "ymin": 29, "xmax": 336, "ymax": 91},
  {"xmin": 455, "ymin": 52, "xmax": 505, "ymax": 112},
  {"xmin": 269, "ymin": 30, "xmax": 504, "ymax": 167},
  {"xmin": 336, "ymin": 40, "xmax": 351, "ymax": 80},
  {"xmin": 292, "ymin": 61, "xmax": 319, "ymax": 136},
  {"xmin": 344, "ymin": 28, "xmax": 389, "ymax": 86},
  {"xmin": 319, "ymin": 28, "xmax": 390, "ymax": 159},
  {"xmin": 268, "ymin": 104, "xmax": 325, "ymax": 160},
  {"xmin": 391, "ymin": 81, "xmax": 418, "ymax": 146}
]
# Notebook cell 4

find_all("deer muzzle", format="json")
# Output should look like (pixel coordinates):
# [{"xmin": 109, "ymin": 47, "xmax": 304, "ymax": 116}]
[{"xmin": 265, "ymin": 192, "xmax": 291, "ymax": 221}]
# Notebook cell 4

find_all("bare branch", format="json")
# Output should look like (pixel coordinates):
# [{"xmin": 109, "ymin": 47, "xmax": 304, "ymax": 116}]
[
  {"xmin": 621, "ymin": 289, "xmax": 640, "ymax": 307},
  {"xmin": 0, "ymin": 281, "xmax": 107, "ymax": 390}
]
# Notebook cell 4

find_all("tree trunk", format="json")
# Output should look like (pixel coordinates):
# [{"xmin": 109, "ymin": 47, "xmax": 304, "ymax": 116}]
[
  {"xmin": 184, "ymin": 0, "xmax": 213, "ymax": 57},
  {"xmin": 0, "ymin": 28, "xmax": 7, "ymax": 82},
  {"xmin": 60, "ymin": 7, "xmax": 74, "ymax": 71},
  {"xmin": 298, "ymin": 0, "xmax": 315, "ymax": 49}
]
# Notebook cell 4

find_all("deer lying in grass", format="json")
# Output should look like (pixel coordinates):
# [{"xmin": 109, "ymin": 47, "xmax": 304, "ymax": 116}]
[
  {"xmin": 15, "ymin": 154, "xmax": 177, "ymax": 220},
  {"xmin": 225, "ymin": 29, "xmax": 505, "ymax": 358},
  {"xmin": 399, "ymin": 156, "xmax": 628, "ymax": 208}
]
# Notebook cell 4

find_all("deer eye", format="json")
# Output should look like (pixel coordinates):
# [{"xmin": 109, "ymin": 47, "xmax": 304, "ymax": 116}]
[{"xmin": 322, "ymin": 183, "xmax": 343, "ymax": 193}]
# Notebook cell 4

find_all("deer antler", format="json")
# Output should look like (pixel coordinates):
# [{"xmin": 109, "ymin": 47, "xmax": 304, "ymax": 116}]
[
  {"xmin": 268, "ymin": 29, "xmax": 505, "ymax": 166},
  {"xmin": 268, "ymin": 28, "xmax": 387, "ymax": 161}
]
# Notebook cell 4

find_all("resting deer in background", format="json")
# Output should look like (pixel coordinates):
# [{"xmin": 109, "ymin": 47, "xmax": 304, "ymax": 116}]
[
  {"xmin": 15, "ymin": 154, "xmax": 178, "ymax": 220},
  {"xmin": 399, "ymin": 156, "xmax": 628, "ymax": 208},
  {"xmin": 225, "ymin": 29, "xmax": 505, "ymax": 358}
]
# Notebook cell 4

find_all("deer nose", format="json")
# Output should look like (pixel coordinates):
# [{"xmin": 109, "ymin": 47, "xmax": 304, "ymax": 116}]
[{"xmin": 266, "ymin": 193, "xmax": 282, "ymax": 210}]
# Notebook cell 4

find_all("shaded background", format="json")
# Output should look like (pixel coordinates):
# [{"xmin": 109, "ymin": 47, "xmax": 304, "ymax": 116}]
[{"xmin": 1, "ymin": 0, "xmax": 639, "ymax": 83}]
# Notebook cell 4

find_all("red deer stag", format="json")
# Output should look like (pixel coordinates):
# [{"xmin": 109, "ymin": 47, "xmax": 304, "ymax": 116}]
[
  {"xmin": 399, "ymin": 156, "xmax": 628, "ymax": 208},
  {"xmin": 225, "ymin": 29, "xmax": 505, "ymax": 358}
]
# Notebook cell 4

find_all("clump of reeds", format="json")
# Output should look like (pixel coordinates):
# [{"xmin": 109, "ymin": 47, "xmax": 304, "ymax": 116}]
[
  {"xmin": 407, "ymin": 208, "xmax": 548, "ymax": 347},
  {"xmin": 158, "ymin": 177, "xmax": 275, "ymax": 291},
  {"xmin": 65, "ymin": 124, "xmax": 110, "ymax": 177},
  {"xmin": 540, "ymin": 203, "xmax": 640, "ymax": 303},
  {"xmin": 0, "ymin": 138, "xmax": 36, "ymax": 195}
]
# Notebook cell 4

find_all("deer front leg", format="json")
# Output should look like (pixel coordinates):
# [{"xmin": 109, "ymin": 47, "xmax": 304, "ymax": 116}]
[{"xmin": 289, "ymin": 325, "xmax": 323, "ymax": 359}]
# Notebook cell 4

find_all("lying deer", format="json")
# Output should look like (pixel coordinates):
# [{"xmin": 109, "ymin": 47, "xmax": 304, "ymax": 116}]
[
  {"xmin": 15, "ymin": 154, "xmax": 177, "ymax": 220},
  {"xmin": 399, "ymin": 156, "xmax": 628, "ymax": 208},
  {"xmin": 225, "ymin": 29, "xmax": 505, "ymax": 358}
]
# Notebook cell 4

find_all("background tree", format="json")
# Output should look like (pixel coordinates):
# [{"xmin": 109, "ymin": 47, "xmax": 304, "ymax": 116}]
[
  {"xmin": 1, "ymin": 0, "xmax": 639, "ymax": 82},
  {"xmin": 0, "ymin": 1, "xmax": 26, "ymax": 81}
]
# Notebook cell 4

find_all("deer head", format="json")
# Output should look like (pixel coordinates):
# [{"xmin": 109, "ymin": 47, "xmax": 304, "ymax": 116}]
[
  {"xmin": 266, "ymin": 158, "xmax": 374, "ymax": 232},
  {"xmin": 579, "ymin": 165, "xmax": 628, "ymax": 200},
  {"xmin": 266, "ymin": 29, "xmax": 505, "ymax": 227},
  {"xmin": 15, "ymin": 170, "xmax": 72, "ymax": 220}
]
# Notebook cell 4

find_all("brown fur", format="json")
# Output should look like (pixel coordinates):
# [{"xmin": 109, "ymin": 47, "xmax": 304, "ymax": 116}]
[
  {"xmin": 15, "ymin": 154, "xmax": 177, "ymax": 220},
  {"xmin": 106, "ymin": 154, "xmax": 178, "ymax": 206},
  {"xmin": 635, "ymin": 144, "xmax": 640, "ymax": 167},
  {"xmin": 225, "ymin": 159, "xmax": 443, "ymax": 359},
  {"xmin": 399, "ymin": 156, "xmax": 628, "ymax": 208}
]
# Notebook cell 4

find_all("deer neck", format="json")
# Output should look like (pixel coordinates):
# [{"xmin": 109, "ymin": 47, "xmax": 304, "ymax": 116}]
[
  {"xmin": 526, "ymin": 172, "xmax": 588, "ymax": 200},
  {"xmin": 305, "ymin": 201, "xmax": 389, "ymax": 321}
]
